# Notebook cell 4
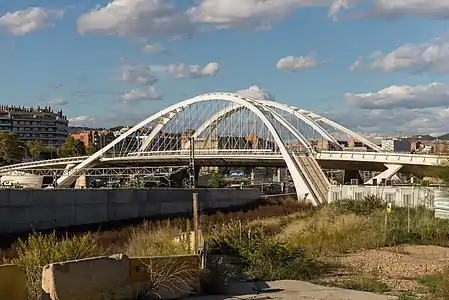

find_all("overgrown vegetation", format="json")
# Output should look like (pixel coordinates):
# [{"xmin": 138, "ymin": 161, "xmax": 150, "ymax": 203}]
[
  {"xmin": 1, "ymin": 195, "xmax": 449, "ymax": 299},
  {"xmin": 13, "ymin": 232, "xmax": 105, "ymax": 300}
]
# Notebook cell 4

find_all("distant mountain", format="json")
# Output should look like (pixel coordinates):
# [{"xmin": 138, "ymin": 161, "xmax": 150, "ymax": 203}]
[
  {"xmin": 68, "ymin": 125, "xmax": 126, "ymax": 134},
  {"xmin": 438, "ymin": 133, "xmax": 449, "ymax": 140},
  {"xmin": 411, "ymin": 134, "xmax": 435, "ymax": 141},
  {"xmin": 68, "ymin": 126, "xmax": 96, "ymax": 134}
]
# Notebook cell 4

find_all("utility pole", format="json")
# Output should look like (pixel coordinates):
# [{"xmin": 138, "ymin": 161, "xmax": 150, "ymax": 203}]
[{"xmin": 188, "ymin": 136, "xmax": 195, "ymax": 189}]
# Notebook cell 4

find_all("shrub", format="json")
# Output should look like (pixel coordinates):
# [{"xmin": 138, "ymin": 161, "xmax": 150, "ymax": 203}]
[
  {"xmin": 334, "ymin": 276, "xmax": 390, "ymax": 293},
  {"xmin": 207, "ymin": 220, "xmax": 338, "ymax": 281},
  {"xmin": 125, "ymin": 224, "xmax": 191, "ymax": 257},
  {"xmin": 331, "ymin": 195, "xmax": 385, "ymax": 215},
  {"xmin": 13, "ymin": 231, "xmax": 104, "ymax": 300},
  {"xmin": 417, "ymin": 267, "xmax": 449, "ymax": 298}
]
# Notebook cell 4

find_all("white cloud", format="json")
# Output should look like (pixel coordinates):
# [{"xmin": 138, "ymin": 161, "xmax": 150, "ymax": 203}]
[
  {"xmin": 119, "ymin": 87, "xmax": 163, "ymax": 104},
  {"xmin": 344, "ymin": 83, "xmax": 449, "ymax": 110},
  {"xmin": 333, "ymin": 0, "xmax": 449, "ymax": 20},
  {"xmin": 68, "ymin": 115, "xmax": 95, "ymax": 126},
  {"xmin": 276, "ymin": 55, "xmax": 328, "ymax": 71},
  {"xmin": 0, "ymin": 7, "xmax": 64, "ymax": 36},
  {"xmin": 350, "ymin": 36, "xmax": 449, "ymax": 74},
  {"xmin": 77, "ymin": 0, "xmax": 193, "ymax": 38},
  {"xmin": 330, "ymin": 106, "xmax": 449, "ymax": 136},
  {"xmin": 141, "ymin": 43, "xmax": 169, "ymax": 54},
  {"xmin": 335, "ymin": 82, "xmax": 449, "ymax": 135},
  {"xmin": 188, "ymin": 0, "xmax": 348, "ymax": 29},
  {"xmin": 116, "ymin": 65, "xmax": 158, "ymax": 85},
  {"xmin": 236, "ymin": 85, "xmax": 276, "ymax": 101},
  {"xmin": 47, "ymin": 98, "xmax": 68, "ymax": 106},
  {"xmin": 151, "ymin": 62, "xmax": 219, "ymax": 79}
]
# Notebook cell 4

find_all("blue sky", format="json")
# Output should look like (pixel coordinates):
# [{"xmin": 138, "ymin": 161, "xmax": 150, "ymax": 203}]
[{"xmin": 1, "ymin": 0, "xmax": 449, "ymax": 135}]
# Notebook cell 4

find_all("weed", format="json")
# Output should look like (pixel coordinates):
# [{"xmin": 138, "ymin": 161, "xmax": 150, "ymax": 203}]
[
  {"xmin": 13, "ymin": 231, "xmax": 104, "ymax": 300},
  {"xmin": 333, "ymin": 276, "xmax": 390, "ymax": 293},
  {"xmin": 125, "ymin": 224, "xmax": 190, "ymax": 257},
  {"xmin": 331, "ymin": 195, "xmax": 386, "ymax": 216},
  {"xmin": 416, "ymin": 268, "xmax": 449, "ymax": 299}
]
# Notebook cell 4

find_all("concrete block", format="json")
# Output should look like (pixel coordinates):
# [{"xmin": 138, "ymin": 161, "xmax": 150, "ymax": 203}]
[
  {"xmin": 129, "ymin": 255, "xmax": 201, "ymax": 299},
  {"xmin": 41, "ymin": 254, "xmax": 131, "ymax": 300},
  {"xmin": 0, "ymin": 264, "xmax": 27, "ymax": 300}
]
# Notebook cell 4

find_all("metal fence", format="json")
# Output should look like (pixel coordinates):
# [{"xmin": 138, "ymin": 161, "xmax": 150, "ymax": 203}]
[{"xmin": 434, "ymin": 190, "xmax": 449, "ymax": 219}]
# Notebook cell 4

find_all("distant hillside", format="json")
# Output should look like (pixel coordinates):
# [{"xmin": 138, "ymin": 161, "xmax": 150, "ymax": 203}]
[
  {"xmin": 438, "ymin": 133, "xmax": 449, "ymax": 140},
  {"xmin": 68, "ymin": 126, "xmax": 125, "ymax": 134},
  {"xmin": 68, "ymin": 126, "xmax": 96, "ymax": 134},
  {"xmin": 411, "ymin": 134, "xmax": 435, "ymax": 141}
]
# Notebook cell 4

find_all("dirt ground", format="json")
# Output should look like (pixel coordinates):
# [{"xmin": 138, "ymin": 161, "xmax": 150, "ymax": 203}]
[{"xmin": 324, "ymin": 245, "xmax": 449, "ymax": 294}]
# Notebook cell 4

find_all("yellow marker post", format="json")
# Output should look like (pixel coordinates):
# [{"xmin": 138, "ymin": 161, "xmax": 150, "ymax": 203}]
[{"xmin": 386, "ymin": 202, "xmax": 392, "ymax": 213}]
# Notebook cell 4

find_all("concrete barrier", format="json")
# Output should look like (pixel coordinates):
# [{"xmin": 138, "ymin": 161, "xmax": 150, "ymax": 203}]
[
  {"xmin": 0, "ymin": 188, "xmax": 261, "ymax": 234},
  {"xmin": 41, "ymin": 254, "xmax": 130, "ymax": 300},
  {"xmin": 0, "ymin": 264, "xmax": 27, "ymax": 300},
  {"xmin": 41, "ymin": 254, "xmax": 201, "ymax": 300}
]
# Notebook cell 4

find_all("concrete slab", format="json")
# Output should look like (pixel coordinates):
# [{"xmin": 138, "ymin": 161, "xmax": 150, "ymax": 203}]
[{"xmin": 191, "ymin": 280, "xmax": 397, "ymax": 300}]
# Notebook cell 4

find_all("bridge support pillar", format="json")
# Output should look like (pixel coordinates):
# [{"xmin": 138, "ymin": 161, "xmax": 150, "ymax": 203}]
[
  {"xmin": 344, "ymin": 170, "xmax": 363, "ymax": 185},
  {"xmin": 365, "ymin": 164, "xmax": 403, "ymax": 185}
]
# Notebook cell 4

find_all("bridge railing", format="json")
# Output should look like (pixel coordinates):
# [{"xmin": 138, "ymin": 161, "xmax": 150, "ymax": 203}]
[
  {"xmin": 319, "ymin": 151, "xmax": 444, "ymax": 164},
  {"xmin": 126, "ymin": 149, "xmax": 279, "ymax": 157},
  {"xmin": 0, "ymin": 156, "xmax": 89, "ymax": 171}
]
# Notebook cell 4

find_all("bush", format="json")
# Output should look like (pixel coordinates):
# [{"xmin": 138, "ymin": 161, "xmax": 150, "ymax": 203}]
[
  {"xmin": 125, "ymin": 224, "xmax": 191, "ymax": 257},
  {"xmin": 207, "ymin": 220, "xmax": 338, "ymax": 281},
  {"xmin": 331, "ymin": 195, "xmax": 385, "ymax": 215},
  {"xmin": 335, "ymin": 276, "xmax": 390, "ymax": 293},
  {"xmin": 416, "ymin": 268, "xmax": 449, "ymax": 299},
  {"xmin": 13, "ymin": 231, "xmax": 104, "ymax": 300}
]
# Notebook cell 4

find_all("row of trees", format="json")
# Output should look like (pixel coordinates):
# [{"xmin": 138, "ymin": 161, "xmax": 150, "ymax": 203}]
[{"xmin": 0, "ymin": 133, "xmax": 98, "ymax": 165}]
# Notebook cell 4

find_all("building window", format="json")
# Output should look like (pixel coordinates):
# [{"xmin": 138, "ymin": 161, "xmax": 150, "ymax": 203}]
[
  {"xmin": 354, "ymin": 192, "xmax": 363, "ymax": 200},
  {"xmin": 332, "ymin": 192, "xmax": 340, "ymax": 202},
  {"xmin": 402, "ymin": 194, "xmax": 412, "ymax": 207},
  {"xmin": 385, "ymin": 193, "xmax": 395, "ymax": 203}
]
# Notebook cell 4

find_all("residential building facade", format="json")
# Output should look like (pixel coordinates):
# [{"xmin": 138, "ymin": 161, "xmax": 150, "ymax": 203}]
[
  {"xmin": 71, "ymin": 130, "xmax": 116, "ymax": 148},
  {"xmin": 0, "ymin": 106, "xmax": 68, "ymax": 146}
]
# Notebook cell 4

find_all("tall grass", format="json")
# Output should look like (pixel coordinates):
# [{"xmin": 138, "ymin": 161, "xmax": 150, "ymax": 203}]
[
  {"xmin": 13, "ymin": 232, "xmax": 105, "ymax": 300},
  {"xmin": 1, "ymin": 195, "xmax": 449, "ymax": 298}
]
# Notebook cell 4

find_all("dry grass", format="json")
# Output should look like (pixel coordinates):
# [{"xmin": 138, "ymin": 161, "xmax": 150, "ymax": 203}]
[
  {"xmin": 125, "ymin": 225, "xmax": 191, "ymax": 257},
  {"xmin": 2, "ymin": 196, "xmax": 449, "ymax": 299}
]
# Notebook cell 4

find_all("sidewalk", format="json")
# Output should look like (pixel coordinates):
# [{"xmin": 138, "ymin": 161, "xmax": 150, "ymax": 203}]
[{"xmin": 190, "ymin": 280, "xmax": 397, "ymax": 300}]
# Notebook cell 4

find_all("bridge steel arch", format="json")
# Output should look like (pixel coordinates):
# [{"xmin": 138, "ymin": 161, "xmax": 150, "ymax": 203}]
[
  {"xmin": 255, "ymin": 100, "xmax": 343, "ymax": 150},
  {"xmin": 181, "ymin": 102, "xmax": 314, "ymax": 152},
  {"xmin": 298, "ymin": 110, "xmax": 382, "ymax": 152},
  {"xmin": 57, "ymin": 92, "xmax": 322, "ymax": 205}
]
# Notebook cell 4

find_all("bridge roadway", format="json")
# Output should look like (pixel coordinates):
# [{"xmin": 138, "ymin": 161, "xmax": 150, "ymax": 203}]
[{"xmin": 0, "ymin": 150, "xmax": 445, "ymax": 177}]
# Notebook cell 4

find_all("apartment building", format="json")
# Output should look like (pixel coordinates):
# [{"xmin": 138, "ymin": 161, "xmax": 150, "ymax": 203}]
[
  {"xmin": 71, "ymin": 130, "xmax": 116, "ymax": 148},
  {"xmin": 0, "ymin": 105, "xmax": 68, "ymax": 146},
  {"xmin": 381, "ymin": 138, "xmax": 411, "ymax": 152}
]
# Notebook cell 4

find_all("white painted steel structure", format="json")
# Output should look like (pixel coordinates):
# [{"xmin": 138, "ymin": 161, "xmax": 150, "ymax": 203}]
[
  {"xmin": 1, "ymin": 150, "xmax": 442, "ymax": 171},
  {"xmin": 0, "ymin": 92, "xmax": 446, "ymax": 205}
]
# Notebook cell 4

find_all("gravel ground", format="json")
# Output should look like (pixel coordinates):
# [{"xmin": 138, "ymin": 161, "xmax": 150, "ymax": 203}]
[{"xmin": 334, "ymin": 245, "xmax": 449, "ymax": 292}]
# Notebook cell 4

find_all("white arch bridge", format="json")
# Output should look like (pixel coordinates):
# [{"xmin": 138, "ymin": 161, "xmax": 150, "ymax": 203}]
[{"xmin": 1, "ymin": 92, "xmax": 446, "ymax": 206}]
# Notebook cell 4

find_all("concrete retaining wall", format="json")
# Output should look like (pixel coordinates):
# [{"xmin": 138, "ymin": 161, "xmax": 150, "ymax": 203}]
[
  {"xmin": 0, "ymin": 264, "xmax": 27, "ymax": 300},
  {"xmin": 0, "ymin": 188, "xmax": 261, "ymax": 234}
]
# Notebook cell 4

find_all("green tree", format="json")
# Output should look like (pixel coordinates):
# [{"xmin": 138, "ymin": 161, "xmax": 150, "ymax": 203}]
[
  {"xmin": 86, "ymin": 143, "xmax": 98, "ymax": 155},
  {"xmin": 0, "ymin": 132, "xmax": 25, "ymax": 164},
  {"xmin": 59, "ymin": 136, "xmax": 87, "ymax": 157},
  {"xmin": 206, "ymin": 172, "xmax": 227, "ymax": 188},
  {"xmin": 25, "ymin": 140, "xmax": 47, "ymax": 160}
]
